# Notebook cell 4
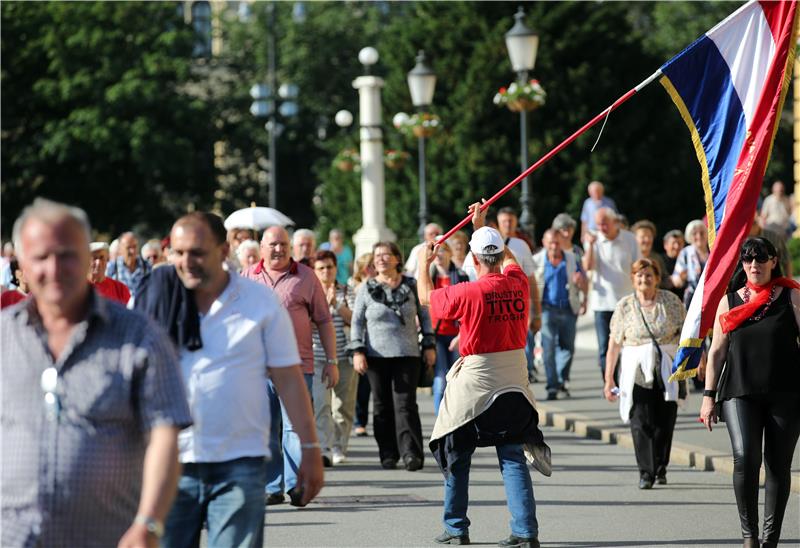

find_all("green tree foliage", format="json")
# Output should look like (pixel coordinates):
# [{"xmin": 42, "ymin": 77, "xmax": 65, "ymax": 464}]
[
  {"xmin": 308, "ymin": 1, "xmax": 793, "ymax": 244},
  {"xmin": 1, "ymin": 1, "xmax": 214, "ymax": 237},
  {"xmin": 3, "ymin": 1, "xmax": 793, "ymax": 245}
]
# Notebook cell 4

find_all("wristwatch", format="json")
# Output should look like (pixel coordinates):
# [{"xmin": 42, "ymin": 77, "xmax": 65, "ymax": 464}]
[
  {"xmin": 134, "ymin": 515, "xmax": 164, "ymax": 538},
  {"xmin": 326, "ymin": 358, "xmax": 339, "ymax": 366}
]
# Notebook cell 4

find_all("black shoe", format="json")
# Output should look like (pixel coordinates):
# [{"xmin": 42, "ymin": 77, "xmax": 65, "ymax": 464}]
[
  {"xmin": 287, "ymin": 486, "xmax": 306, "ymax": 507},
  {"xmin": 380, "ymin": 458, "xmax": 398, "ymax": 470},
  {"xmin": 639, "ymin": 477, "xmax": 653, "ymax": 490},
  {"xmin": 404, "ymin": 455, "xmax": 423, "ymax": 471},
  {"xmin": 546, "ymin": 391, "xmax": 558, "ymax": 401},
  {"xmin": 558, "ymin": 383, "xmax": 571, "ymax": 397},
  {"xmin": 434, "ymin": 531, "xmax": 470, "ymax": 545},
  {"xmin": 498, "ymin": 534, "xmax": 540, "ymax": 547},
  {"xmin": 322, "ymin": 455, "xmax": 333, "ymax": 468},
  {"xmin": 655, "ymin": 475, "xmax": 667, "ymax": 485},
  {"xmin": 266, "ymin": 492, "xmax": 285, "ymax": 506}
]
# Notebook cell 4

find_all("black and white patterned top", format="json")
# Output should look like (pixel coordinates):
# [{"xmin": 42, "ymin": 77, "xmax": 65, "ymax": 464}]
[
  {"xmin": 1, "ymin": 291, "xmax": 192, "ymax": 548},
  {"xmin": 313, "ymin": 283, "xmax": 354, "ymax": 364}
]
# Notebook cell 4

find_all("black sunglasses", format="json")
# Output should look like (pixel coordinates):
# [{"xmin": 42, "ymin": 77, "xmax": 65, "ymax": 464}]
[{"xmin": 740, "ymin": 251, "xmax": 772, "ymax": 264}]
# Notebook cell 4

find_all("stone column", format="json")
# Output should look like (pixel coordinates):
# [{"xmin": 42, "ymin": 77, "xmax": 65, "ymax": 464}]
[{"xmin": 352, "ymin": 75, "xmax": 396, "ymax": 258}]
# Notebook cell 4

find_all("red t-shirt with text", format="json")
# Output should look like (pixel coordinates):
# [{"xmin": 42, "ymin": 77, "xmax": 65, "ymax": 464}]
[
  {"xmin": 93, "ymin": 277, "xmax": 131, "ymax": 305},
  {"xmin": 430, "ymin": 264, "xmax": 529, "ymax": 356}
]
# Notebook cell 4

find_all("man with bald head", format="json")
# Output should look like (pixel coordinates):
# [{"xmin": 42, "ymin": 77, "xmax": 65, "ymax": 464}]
[
  {"xmin": 580, "ymin": 181, "xmax": 618, "ymax": 241},
  {"xmin": 583, "ymin": 207, "xmax": 640, "ymax": 379},
  {"xmin": 106, "ymin": 230, "xmax": 151, "ymax": 297},
  {"xmin": 404, "ymin": 222, "xmax": 443, "ymax": 276},
  {"xmin": 243, "ymin": 225, "xmax": 338, "ymax": 505},
  {"xmin": 2, "ymin": 198, "xmax": 191, "ymax": 548}
]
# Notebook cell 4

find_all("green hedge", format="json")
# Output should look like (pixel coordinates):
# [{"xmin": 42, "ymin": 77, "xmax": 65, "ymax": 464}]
[{"xmin": 788, "ymin": 237, "xmax": 800, "ymax": 278}]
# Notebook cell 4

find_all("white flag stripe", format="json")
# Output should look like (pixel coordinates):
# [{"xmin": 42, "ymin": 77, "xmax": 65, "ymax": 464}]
[
  {"xmin": 679, "ymin": 269, "xmax": 706, "ymax": 342},
  {"xmin": 708, "ymin": 1, "xmax": 776, "ymax": 129}
]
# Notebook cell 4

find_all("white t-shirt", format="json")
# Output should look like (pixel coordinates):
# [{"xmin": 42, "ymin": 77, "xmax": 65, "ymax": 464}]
[
  {"xmin": 178, "ymin": 272, "xmax": 300, "ymax": 463},
  {"xmin": 462, "ymin": 236, "xmax": 534, "ymax": 281},
  {"xmin": 403, "ymin": 242, "xmax": 427, "ymax": 276},
  {"xmin": 589, "ymin": 230, "xmax": 640, "ymax": 312}
]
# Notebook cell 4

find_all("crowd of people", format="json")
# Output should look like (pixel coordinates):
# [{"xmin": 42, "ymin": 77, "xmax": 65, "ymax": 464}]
[{"xmin": 1, "ymin": 177, "xmax": 798, "ymax": 548}]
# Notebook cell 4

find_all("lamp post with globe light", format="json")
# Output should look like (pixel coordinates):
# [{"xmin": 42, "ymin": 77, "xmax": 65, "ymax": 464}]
[
  {"xmin": 404, "ymin": 51, "xmax": 437, "ymax": 240},
  {"xmin": 347, "ymin": 47, "xmax": 396, "ymax": 258},
  {"xmin": 249, "ymin": 83, "xmax": 299, "ymax": 209},
  {"xmin": 504, "ymin": 6, "xmax": 539, "ymax": 238}
]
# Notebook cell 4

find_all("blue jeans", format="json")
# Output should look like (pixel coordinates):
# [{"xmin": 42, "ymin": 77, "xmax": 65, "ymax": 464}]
[
  {"xmin": 434, "ymin": 335, "xmax": 459, "ymax": 414},
  {"xmin": 594, "ymin": 310, "xmax": 614, "ymax": 376},
  {"xmin": 443, "ymin": 443, "xmax": 538, "ymax": 538},
  {"xmin": 541, "ymin": 306, "xmax": 577, "ymax": 393},
  {"xmin": 524, "ymin": 330, "xmax": 536, "ymax": 379},
  {"xmin": 163, "ymin": 456, "xmax": 268, "ymax": 548},
  {"xmin": 266, "ymin": 373, "xmax": 313, "ymax": 495}
]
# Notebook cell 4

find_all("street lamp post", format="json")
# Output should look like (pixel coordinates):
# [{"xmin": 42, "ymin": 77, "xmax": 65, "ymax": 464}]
[
  {"xmin": 406, "ymin": 50, "xmax": 437, "ymax": 240},
  {"xmin": 245, "ymin": 2, "xmax": 300, "ymax": 210},
  {"xmin": 505, "ymin": 6, "xmax": 539, "ymax": 239},
  {"xmin": 250, "ymin": 83, "xmax": 299, "ymax": 209}
]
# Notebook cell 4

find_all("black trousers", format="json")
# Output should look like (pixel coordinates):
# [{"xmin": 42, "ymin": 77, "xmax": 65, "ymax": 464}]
[
  {"xmin": 629, "ymin": 384, "xmax": 678, "ymax": 481},
  {"xmin": 365, "ymin": 356, "xmax": 424, "ymax": 463},
  {"xmin": 354, "ymin": 374, "xmax": 371, "ymax": 428},
  {"xmin": 722, "ymin": 394, "xmax": 800, "ymax": 542}
]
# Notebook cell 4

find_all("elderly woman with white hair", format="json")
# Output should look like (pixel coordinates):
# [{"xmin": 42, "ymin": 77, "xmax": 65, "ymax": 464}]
[
  {"xmin": 235, "ymin": 239, "xmax": 261, "ymax": 271},
  {"xmin": 670, "ymin": 219, "xmax": 709, "ymax": 309}
]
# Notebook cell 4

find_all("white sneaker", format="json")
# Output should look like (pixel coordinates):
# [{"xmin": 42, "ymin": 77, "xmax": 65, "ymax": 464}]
[{"xmin": 332, "ymin": 447, "xmax": 346, "ymax": 464}]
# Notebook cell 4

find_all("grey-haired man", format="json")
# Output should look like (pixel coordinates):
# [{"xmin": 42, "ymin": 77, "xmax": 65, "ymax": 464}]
[{"xmin": 2, "ymin": 199, "xmax": 192, "ymax": 548}]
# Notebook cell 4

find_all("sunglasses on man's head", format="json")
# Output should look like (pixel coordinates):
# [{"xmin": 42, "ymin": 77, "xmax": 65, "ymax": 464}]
[{"xmin": 741, "ymin": 251, "xmax": 772, "ymax": 264}]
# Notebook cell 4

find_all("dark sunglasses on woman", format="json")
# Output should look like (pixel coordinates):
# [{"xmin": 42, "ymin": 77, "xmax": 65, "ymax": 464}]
[{"xmin": 740, "ymin": 251, "xmax": 772, "ymax": 264}]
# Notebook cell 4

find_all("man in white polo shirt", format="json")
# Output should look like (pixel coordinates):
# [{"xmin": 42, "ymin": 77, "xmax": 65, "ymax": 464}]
[
  {"xmin": 148, "ymin": 212, "xmax": 323, "ymax": 548},
  {"xmin": 583, "ymin": 207, "xmax": 640, "ymax": 380}
]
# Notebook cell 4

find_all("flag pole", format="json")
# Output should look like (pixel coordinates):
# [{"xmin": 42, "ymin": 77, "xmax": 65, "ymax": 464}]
[{"xmin": 438, "ymin": 69, "xmax": 663, "ymax": 243}]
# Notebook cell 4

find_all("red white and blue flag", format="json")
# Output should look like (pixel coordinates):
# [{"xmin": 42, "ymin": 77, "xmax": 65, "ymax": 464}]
[{"xmin": 661, "ymin": 0, "xmax": 798, "ymax": 380}]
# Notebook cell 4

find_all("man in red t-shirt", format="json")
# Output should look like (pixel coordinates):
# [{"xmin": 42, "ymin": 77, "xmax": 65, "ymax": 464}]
[
  {"xmin": 89, "ymin": 242, "xmax": 130, "ymax": 305},
  {"xmin": 417, "ymin": 202, "xmax": 549, "ymax": 548}
]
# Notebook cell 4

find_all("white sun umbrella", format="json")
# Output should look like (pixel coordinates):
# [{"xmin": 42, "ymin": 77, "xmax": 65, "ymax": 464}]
[{"xmin": 224, "ymin": 205, "xmax": 295, "ymax": 231}]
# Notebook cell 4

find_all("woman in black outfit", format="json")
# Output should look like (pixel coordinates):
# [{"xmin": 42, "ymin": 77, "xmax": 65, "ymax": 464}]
[{"xmin": 701, "ymin": 237, "xmax": 800, "ymax": 548}]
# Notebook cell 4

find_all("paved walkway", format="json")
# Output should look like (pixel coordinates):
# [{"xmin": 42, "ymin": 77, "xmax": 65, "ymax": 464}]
[
  {"xmin": 531, "ymin": 315, "xmax": 799, "ymax": 493},
  {"xmin": 262, "ymin": 325, "xmax": 800, "ymax": 547}
]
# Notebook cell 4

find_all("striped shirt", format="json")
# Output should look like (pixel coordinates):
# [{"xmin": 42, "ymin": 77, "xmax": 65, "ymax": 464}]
[
  {"xmin": 1, "ymin": 291, "xmax": 192, "ymax": 548},
  {"xmin": 313, "ymin": 283, "xmax": 354, "ymax": 363}
]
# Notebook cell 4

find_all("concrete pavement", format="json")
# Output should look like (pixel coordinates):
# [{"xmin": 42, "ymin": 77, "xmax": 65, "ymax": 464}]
[
  {"xmin": 264, "ymin": 396, "xmax": 799, "ymax": 547},
  {"xmin": 532, "ymin": 315, "xmax": 800, "ymax": 494},
  {"xmin": 262, "ymin": 316, "xmax": 799, "ymax": 546}
]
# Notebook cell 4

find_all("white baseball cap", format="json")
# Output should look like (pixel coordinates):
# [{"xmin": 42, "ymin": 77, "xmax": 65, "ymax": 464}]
[
  {"xmin": 469, "ymin": 227, "xmax": 505, "ymax": 255},
  {"xmin": 90, "ymin": 242, "xmax": 109, "ymax": 253}
]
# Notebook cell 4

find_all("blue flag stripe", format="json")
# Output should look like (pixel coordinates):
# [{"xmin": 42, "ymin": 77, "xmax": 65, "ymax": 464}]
[{"xmin": 661, "ymin": 35, "xmax": 747, "ymax": 232}]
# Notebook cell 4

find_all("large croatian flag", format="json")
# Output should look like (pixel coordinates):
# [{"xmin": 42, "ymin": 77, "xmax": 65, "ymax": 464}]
[{"xmin": 660, "ymin": 0, "xmax": 797, "ymax": 381}]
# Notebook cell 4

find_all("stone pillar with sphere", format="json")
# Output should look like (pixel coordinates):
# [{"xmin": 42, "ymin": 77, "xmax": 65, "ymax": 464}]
[{"xmin": 351, "ymin": 47, "xmax": 396, "ymax": 258}]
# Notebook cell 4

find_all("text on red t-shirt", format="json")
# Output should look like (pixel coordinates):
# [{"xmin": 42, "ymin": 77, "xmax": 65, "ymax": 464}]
[{"xmin": 429, "ymin": 264, "xmax": 529, "ymax": 356}]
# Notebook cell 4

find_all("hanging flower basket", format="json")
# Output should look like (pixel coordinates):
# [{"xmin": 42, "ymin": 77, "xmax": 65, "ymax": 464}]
[
  {"xmin": 384, "ymin": 149, "xmax": 410, "ymax": 170},
  {"xmin": 493, "ymin": 79, "xmax": 546, "ymax": 112},
  {"xmin": 333, "ymin": 148, "xmax": 360, "ymax": 172},
  {"xmin": 506, "ymin": 98, "xmax": 541, "ymax": 112},
  {"xmin": 412, "ymin": 126, "xmax": 435, "ymax": 138},
  {"xmin": 395, "ymin": 112, "xmax": 442, "ymax": 139}
]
